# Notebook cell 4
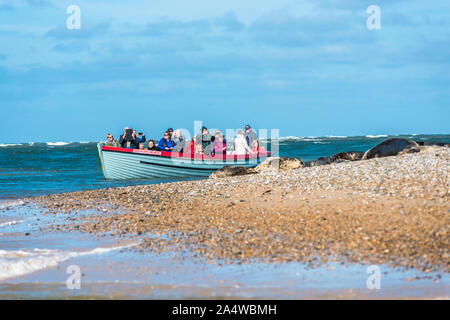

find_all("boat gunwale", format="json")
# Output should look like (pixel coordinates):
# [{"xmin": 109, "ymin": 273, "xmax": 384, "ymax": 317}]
[{"xmin": 101, "ymin": 145, "xmax": 272, "ymax": 162}]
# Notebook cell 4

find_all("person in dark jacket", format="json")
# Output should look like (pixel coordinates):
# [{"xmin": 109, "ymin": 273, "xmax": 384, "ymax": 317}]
[
  {"xmin": 147, "ymin": 140, "xmax": 161, "ymax": 151},
  {"xmin": 244, "ymin": 124, "xmax": 257, "ymax": 147},
  {"xmin": 195, "ymin": 126, "xmax": 214, "ymax": 156},
  {"xmin": 158, "ymin": 131, "xmax": 175, "ymax": 151},
  {"xmin": 119, "ymin": 126, "xmax": 139, "ymax": 149}
]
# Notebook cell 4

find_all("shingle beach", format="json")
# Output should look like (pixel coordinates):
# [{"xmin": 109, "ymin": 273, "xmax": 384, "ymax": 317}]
[{"xmin": 29, "ymin": 146, "xmax": 449, "ymax": 273}]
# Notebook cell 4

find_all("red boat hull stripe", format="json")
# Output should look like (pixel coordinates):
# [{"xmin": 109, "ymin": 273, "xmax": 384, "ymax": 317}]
[{"xmin": 101, "ymin": 146, "xmax": 271, "ymax": 161}]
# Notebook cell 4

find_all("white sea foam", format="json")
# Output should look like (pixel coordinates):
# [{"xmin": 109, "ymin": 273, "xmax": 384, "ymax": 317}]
[
  {"xmin": 0, "ymin": 219, "xmax": 27, "ymax": 228},
  {"xmin": 0, "ymin": 200, "xmax": 25, "ymax": 210},
  {"xmin": 277, "ymin": 136, "xmax": 305, "ymax": 141},
  {"xmin": 0, "ymin": 143, "xmax": 21, "ymax": 147},
  {"xmin": 46, "ymin": 142, "xmax": 70, "ymax": 146},
  {"xmin": 277, "ymin": 136, "xmax": 318, "ymax": 142},
  {"xmin": 366, "ymin": 135, "xmax": 388, "ymax": 138},
  {"xmin": 269, "ymin": 136, "xmax": 353, "ymax": 142},
  {"xmin": 0, "ymin": 243, "xmax": 138, "ymax": 281}
]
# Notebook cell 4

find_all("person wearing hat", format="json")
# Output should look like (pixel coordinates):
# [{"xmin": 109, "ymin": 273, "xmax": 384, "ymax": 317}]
[
  {"xmin": 195, "ymin": 126, "xmax": 214, "ymax": 156},
  {"xmin": 244, "ymin": 124, "xmax": 257, "ymax": 147},
  {"xmin": 167, "ymin": 128, "xmax": 174, "ymax": 138}
]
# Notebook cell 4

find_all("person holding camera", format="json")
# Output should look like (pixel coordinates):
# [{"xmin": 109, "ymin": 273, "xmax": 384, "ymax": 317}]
[
  {"xmin": 119, "ymin": 126, "xmax": 139, "ymax": 149},
  {"xmin": 135, "ymin": 130, "xmax": 146, "ymax": 145}
]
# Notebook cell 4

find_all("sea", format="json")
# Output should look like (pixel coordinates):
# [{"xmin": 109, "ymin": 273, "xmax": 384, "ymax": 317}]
[
  {"xmin": 0, "ymin": 134, "xmax": 449, "ymax": 298},
  {"xmin": 0, "ymin": 134, "xmax": 449, "ymax": 200}
]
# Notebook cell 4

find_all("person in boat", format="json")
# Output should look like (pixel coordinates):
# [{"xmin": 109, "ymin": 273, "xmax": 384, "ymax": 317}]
[
  {"xmin": 195, "ymin": 126, "xmax": 214, "ymax": 156},
  {"xmin": 167, "ymin": 128, "xmax": 174, "ymax": 138},
  {"xmin": 244, "ymin": 124, "xmax": 257, "ymax": 147},
  {"xmin": 251, "ymin": 139, "xmax": 266, "ymax": 153},
  {"xmin": 194, "ymin": 142, "xmax": 204, "ymax": 155},
  {"xmin": 158, "ymin": 131, "xmax": 175, "ymax": 151},
  {"xmin": 105, "ymin": 133, "xmax": 120, "ymax": 147},
  {"xmin": 212, "ymin": 130, "xmax": 227, "ymax": 156},
  {"xmin": 119, "ymin": 127, "xmax": 138, "ymax": 149},
  {"xmin": 233, "ymin": 129, "xmax": 253, "ymax": 155},
  {"xmin": 172, "ymin": 129, "xmax": 186, "ymax": 153},
  {"xmin": 147, "ymin": 139, "xmax": 161, "ymax": 151},
  {"xmin": 136, "ymin": 130, "xmax": 146, "ymax": 145}
]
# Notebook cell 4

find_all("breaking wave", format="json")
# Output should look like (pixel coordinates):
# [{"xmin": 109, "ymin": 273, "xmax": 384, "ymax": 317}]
[
  {"xmin": 0, "ymin": 144, "xmax": 22, "ymax": 147},
  {"xmin": 0, "ymin": 243, "xmax": 138, "ymax": 281},
  {"xmin": 46, "ymin": 142, "xmax": 71, "ymax": 146},
  {"xmin": 366, "ymin": 135, "xmax": 388, "ymax": 138}
]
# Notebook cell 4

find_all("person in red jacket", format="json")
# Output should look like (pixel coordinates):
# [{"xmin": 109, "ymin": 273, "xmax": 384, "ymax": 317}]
[
  {"xmin": 184, "ymin": 138, "xmax": 196, "ymax": 157},
  {"xmin": 251, "ymin": 139, "xmax": 266, "ymax": 153}
]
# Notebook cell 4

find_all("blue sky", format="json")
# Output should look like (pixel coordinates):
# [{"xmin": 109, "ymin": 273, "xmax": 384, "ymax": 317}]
[{"xmin": 0, "ymin": 0, "xmax": 449, "ymax": 143}]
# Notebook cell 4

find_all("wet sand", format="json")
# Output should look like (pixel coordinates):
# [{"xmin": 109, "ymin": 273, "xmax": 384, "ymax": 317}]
[{"xmin": 0, "ymin": 202, "xmax": 447, "ymax": 299}]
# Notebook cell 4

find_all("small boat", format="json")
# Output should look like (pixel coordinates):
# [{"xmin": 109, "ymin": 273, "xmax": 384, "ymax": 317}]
[{"xmin": 97, "ymin": 143, "xmax": 272, "ymax": 179}]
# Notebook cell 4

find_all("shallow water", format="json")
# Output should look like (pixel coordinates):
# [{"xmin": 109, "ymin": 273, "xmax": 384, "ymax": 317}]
[{"xmin": 0, "ymin": 201, "xmax": 448, "ymax": 299}]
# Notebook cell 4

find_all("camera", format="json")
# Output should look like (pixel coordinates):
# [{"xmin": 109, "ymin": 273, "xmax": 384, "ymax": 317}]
[{"xmin": 124, "ymin": 129, "xmax": 133, "ymax": 141}]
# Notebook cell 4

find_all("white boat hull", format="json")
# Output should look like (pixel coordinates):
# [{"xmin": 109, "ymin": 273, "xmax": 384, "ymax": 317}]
[{"xmin": 98, "ymin": 143, "xmax": 270, "ymax": 179}]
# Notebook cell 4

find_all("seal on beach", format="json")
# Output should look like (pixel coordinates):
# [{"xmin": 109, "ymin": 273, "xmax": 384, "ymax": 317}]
[
  {"xmin": 304, "ymin": 157, "xmax": 331, "ymax": 167},
  {"xmin": 304, "ymin": 151, "xmax": 365, "ymax": 167},
  {"xmin": 330, "ymin": 151, "xmax": 364, "ymax": 162},
  {"xmin": 255, "ymin": 157, "xmax": 304, "ymax": 172},
  {"xmin": 209, "ymin": 166, "xmax": 257, "ymax": 179},
  {"xmin": 416, "ymin": 141, "xmax": 450, "ymax": 147},
  {"xmin": 362, "ymin": 138, "xmax": 420, "ymax": 160}
]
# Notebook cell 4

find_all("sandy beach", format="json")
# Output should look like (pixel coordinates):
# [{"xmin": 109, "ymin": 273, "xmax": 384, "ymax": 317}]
[{"xmin": 27, "ymin": 145, "xmax": 449, "ymax": 277}]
